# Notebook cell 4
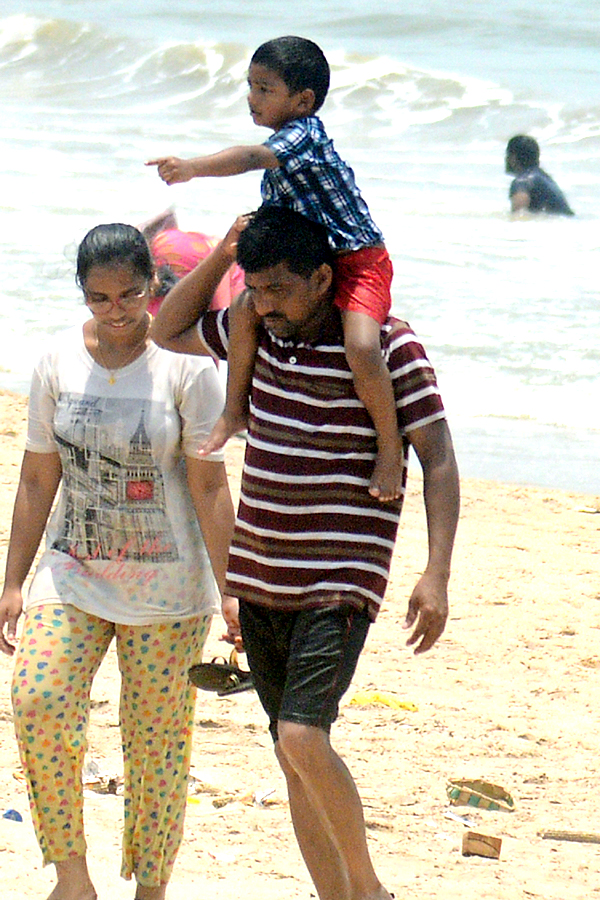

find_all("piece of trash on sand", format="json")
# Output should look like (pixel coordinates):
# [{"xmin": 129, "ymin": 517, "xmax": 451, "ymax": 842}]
[
  {"xmin": 82, "ymin": 758, "xmax": 123, "ymax": 795},
  {"xmin": 539, "ymin": 829, "xmax": 600, "ymax": 844},
  {"xmin": 349, "ymin": 691, "xmax": 418, "ymax": 712},
  {"xmin": 2, "ymin": 809, "xmax": 23, "ymax": 822},
  {"xmin": 254, "ymin": 787, "xmax": 276, "ymax": 807},
  {"xmin": 447, "ymin": 778, "xmax": 514, "ymax": 812},
  {"xmin": 210, "ymin": 787, "xmax": 279, "ymax": 809},
  {"xmin": 445, "ymin": 810, "xmax": 477, "ymax": 827},
  {"xmin": 462, "ymin": 830, "xmax": 502, "ymax": 859},
  {"xmin": 187, "ymin": 767, "xmax": 230, "ymax": 795}
]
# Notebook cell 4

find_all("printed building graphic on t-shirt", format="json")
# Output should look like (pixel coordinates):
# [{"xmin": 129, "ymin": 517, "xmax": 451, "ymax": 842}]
[{"xmin": 51, "ymin": 393, "xmax": 179, "ymax": 562}]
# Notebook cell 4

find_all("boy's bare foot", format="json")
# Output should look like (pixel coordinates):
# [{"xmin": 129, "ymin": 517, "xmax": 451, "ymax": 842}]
[
  {"xmin": 200, "ymin": 409, "xmax": 248, "ymax": 455},
  {"xmin": 368, "ymin": 445, "xmax": 404, "ymax": 502}
]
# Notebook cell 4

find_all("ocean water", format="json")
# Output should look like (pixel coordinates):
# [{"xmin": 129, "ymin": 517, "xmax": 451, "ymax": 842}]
[{"xmin": 1, "ymin": 1, "xmax": 599, "ymax": 492}]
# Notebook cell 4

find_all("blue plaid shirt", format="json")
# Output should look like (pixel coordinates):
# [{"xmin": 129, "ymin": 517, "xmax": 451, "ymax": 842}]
[{"xmin": 261, "ymin": 116, "xmax": 384, "ymax": 251}]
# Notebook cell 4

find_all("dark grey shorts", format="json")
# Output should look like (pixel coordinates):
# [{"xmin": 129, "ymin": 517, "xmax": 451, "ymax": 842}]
[{"xmin": 239, "ymin": 600, "xmax": 370, "ymax": 742}]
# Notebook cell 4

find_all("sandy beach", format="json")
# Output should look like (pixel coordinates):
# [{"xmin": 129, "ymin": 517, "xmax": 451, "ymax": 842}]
[{"xmin": 0, "ymin": 388, "xmax": 599, "ymax": 900}]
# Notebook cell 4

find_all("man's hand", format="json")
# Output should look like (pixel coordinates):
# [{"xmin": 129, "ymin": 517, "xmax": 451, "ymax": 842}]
[
  {"xmin": 403, "ymin": 571, "xmax": 449, "ymax": 654},
  {"xmin": 146, "ymin": 156, "xmax": 196, "ymax": 185}
]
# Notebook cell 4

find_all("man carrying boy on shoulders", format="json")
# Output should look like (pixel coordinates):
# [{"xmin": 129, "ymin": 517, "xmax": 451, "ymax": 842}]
[{"xmin": 151, "ymin": 207, "xmax": 460, "ymax": 900}]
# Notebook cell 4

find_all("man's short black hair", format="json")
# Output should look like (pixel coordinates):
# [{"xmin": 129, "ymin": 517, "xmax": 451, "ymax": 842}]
[
  {"xmin": 237, "ymin": 207, "xmax": 333, "ymax": 279},
  {"xmin": 250, "ymin": 36, "xmax": 330, "ymax": 113},
  {"xmin": 506, "ymin": 135, "xmax": 540, "ymax": 168}
]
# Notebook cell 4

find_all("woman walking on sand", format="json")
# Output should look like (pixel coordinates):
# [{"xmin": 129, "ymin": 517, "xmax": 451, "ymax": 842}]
[{"xmin": 0, "ymin": 222, "xmax": 238, "ymax": 900}]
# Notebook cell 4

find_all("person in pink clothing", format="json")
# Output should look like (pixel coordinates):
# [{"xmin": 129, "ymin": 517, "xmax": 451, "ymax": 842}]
[
  {"xmin": 139, "ymin": 209, "xmax": 244, "ymax": 315},
  {"xmin": 149, "ymin": 228, "xmax": 245, "ymax": 315}
]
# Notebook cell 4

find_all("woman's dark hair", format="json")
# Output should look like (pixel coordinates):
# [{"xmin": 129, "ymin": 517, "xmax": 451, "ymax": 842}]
[
  {"xmin": 76, "ymin": 223, "xmax": 154, "ymax": 288},
  {"xmin": 237, "ymin": 206, "xmax": 333, "ymax": 278},
  {"xmin": 251, "ymin": 36, "xmax": 330, "ymax": 113}
]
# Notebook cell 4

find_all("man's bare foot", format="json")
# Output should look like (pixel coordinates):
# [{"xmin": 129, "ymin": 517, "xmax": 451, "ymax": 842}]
[
  {"xmin": 368, "ymin": 445, "xmax": 404, "ymax": 502},
  {"xmin": 200, "ymin": 409, "xmax": 248, "ymax": 455},
  {"xmin": 361, "ymin": 885, "xmax": 395, "ymax": 900}
]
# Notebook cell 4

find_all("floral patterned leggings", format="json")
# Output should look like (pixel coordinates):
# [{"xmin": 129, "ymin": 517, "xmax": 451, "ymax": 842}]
[{"xmin": 11, "ymin": 604, "xmax": 211, "ymax": 887}]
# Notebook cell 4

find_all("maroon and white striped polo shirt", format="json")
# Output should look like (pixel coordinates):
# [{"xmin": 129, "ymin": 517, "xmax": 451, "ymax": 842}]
[{"xmin": 198, "ymin": 308, "xmax": 445, "ymax": 620}]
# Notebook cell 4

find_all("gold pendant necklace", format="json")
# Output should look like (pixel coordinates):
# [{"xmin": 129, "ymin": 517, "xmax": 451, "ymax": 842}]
[{"xmin": 94, "ymin": 317, "xmax": 150, "ymax": 385}]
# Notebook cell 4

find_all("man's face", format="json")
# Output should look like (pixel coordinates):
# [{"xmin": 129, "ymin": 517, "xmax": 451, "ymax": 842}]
[{"xmin": 244, "ymin": 261, "xmax": 333, "ymax": 342}]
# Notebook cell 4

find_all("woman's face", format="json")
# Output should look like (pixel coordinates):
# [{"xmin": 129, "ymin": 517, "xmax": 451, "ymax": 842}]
[{"xmin": 82, "ymin": 264, "xmax": 151, "ymax": 338}]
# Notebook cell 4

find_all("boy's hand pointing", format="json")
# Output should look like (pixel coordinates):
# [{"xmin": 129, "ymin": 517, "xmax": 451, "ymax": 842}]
[{"xmin": 146, "ymin": 156, "xmax": 195, "ymax": 185}]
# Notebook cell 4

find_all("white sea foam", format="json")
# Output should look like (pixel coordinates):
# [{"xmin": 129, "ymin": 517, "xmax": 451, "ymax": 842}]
[{"xmin": 0, "ymin": 3, "xmax": 598, "ymax": 489}]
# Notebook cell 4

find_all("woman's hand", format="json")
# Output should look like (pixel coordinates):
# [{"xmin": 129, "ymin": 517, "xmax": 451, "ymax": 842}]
[
  {"xmin": 221, "ymin": 595, "xmax": 243, "ymax": 651},
  {"xmin": 0, "ymin": 587, "xmax": 23, "ymax": 656}
]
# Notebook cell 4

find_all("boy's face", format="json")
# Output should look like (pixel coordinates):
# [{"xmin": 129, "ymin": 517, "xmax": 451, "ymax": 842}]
[{"xmin": 247, "ymin": 63, "xmax": 311, "ymax": 131}]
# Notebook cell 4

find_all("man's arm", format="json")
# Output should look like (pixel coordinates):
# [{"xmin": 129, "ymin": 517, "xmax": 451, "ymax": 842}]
[
  {"xmin": 150, "ymin": 215, "xmax": 249, "ymax": 355},
  {"xmin": 404, "ymin": 418, "xmax": 460, "ymax": 654},
  {"xmin": 146, "ymin": 144, "xmax": 278, "ymax": 185}
]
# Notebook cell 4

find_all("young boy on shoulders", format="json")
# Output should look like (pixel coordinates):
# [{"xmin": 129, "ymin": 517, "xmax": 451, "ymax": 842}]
[{"xmin": 147, "ymin": 35, "xmax": 402, "ymax": 501}]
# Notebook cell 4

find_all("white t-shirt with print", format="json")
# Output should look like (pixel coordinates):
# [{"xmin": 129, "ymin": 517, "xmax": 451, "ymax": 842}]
[{"xmin": 25, "ymin": 326, "xmax": 225, "ymax": 625}]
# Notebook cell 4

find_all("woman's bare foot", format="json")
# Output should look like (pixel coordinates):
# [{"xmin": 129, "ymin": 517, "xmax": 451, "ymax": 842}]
[
  {"xmin": 134, "ymin": 883, "xmax": 167, "ymax": 900},
  {"xmin": 46, "ymin": 857, "xmax": 97, "ymax": 900}
]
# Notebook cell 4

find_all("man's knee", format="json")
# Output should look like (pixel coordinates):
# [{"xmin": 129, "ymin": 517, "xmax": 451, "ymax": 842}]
[{"xmin": 277, "ymin": 720, "xmax": 329, "ymax": 773}]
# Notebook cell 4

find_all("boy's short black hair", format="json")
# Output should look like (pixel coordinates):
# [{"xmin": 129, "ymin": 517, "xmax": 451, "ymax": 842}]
[
  {"xmin": 251, "ymin": 36, "xmax": 330, "ymax": 113},
  {"xmin": 506, "ymin": 135, "xmax": 540, "ymax": 168},
  {"xmin": 237, "ymin": 206, "xmax": 333, "ymax": 279}
]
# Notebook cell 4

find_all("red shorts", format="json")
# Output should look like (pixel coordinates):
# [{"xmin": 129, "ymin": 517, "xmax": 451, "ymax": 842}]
[{"xmin": 333, "ymin": 246, "xmax": 393, "ymax": 325}]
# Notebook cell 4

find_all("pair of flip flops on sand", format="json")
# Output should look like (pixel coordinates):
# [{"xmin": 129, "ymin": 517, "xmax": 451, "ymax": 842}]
[{"xmin": 189, "ymin": 649, "xmax": 254, "ymax": 696}]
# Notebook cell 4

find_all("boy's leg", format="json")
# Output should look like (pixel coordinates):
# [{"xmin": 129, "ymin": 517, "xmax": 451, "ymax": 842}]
[
  {"xmin": 117, "ymin": 614, "xmax": 211, "ymax": 892},
  {"xmin": 342, "ymin": 309, "xmax": 404, "ymax": 501},
  {"xmin": 11, "ymin": 604, "xmax": 114, "ymax": 900},
  {"xmin": 201, "ymin": 293, "xmax": 260, "ymax": 454}
]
